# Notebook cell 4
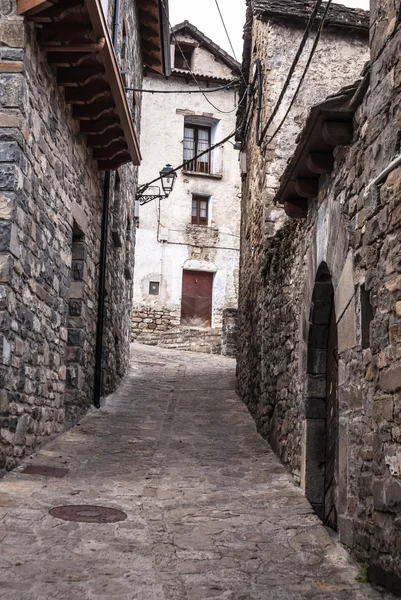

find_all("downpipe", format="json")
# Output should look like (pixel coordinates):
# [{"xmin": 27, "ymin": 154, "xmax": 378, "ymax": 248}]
[
  {"xmin": 94, "ymin": 171, "xmax": 111, "ymax": 409},
  {"xmin": 93, "ymin": 0, "xmax": 120, "ymax": 408}
]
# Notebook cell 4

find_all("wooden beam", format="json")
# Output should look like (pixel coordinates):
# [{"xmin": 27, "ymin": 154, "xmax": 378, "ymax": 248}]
[
  {"xmin": 80, "ymin": 117, "xmax": 119, "ymax": 135},
  {"xmin": 86, "ymin": 129, "xmax": 124, "ymax": 147},
  {"xmin": 284, "ymin": 198, "xmax": 308, "ymax": 219},
  {"xmin": 73, "ymin": 100, "xmax": 114, "ymax": 119},
  {"xmin": 98, "ymin": 151, "xmax": 131, "ymax": 171},
  {"xmin": 57, "ymin": 67, "xmax": 105, "ymax": 86},
  {"xmin": 18, "ymin": 0, "xmax": 52, "ymax": 15},
  {"xmin": 92, "ymin": 141, "xmax": 128, "ymax": 160},
  {"xmin": 322, "ymin": 120, "xmax": 353, "ymax": 146},
  {"xmin": 307, "ymin": 153, "xmax": 334, "ymax": 175},
  {"xmin": 295, "ymin": 177, "xmax": 319, "ymax": 198},
  {"xmin": 64, "ymin": 85, "xmax": 110, "ymax": 104}
]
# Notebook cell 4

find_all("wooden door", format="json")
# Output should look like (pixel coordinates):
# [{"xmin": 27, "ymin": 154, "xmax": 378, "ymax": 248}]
[
  {"xmin": 181, "ymin": 270, "xmax": 213, "ymax": 327},
  {"xmin": 324, "ymin": 305, "xmax": 339, "ymax": 530}
]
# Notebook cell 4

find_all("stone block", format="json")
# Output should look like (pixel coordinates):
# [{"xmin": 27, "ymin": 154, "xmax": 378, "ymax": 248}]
[
  {"xmin": 72, "ymin": 202, "xmax": 88, "ymax": 236},
  {"xmin": 0, "ymin": 112, "xmax": 19, "ymax": 128},
  {"xmin": 0, "ymin": 333, "xmax": 10, "ymax": 365},
  {"xmin": 14, "ymin": 413, "xmax": 28, "ymax": 445},
  {"xmin": 338, "ymin": 516, "xmax": 354, "ymax": 548},
  {"xmin": 307, "ymin": 347, "xmax": 326, "ymax": 374},
  {"xmin": 0, "ymin": 253, "xmax": 12, "ymax": 283},
  {"xmin": 385, "ymin": 479, "xmax": 401, "ymax": 510},
  {"xmin": 0, "ymin": 74, "xmax": 22, "ymax": 108},
  {"xmin": 308, "ymin": 324, "xmax": 328, "ymax": 349},
  {"xmin": 304, "ymin": 418, "xmax": 326, "ymax": 505},
  {"xmin": 334, "ymin": 251, "xmax": 354, "ymax": 320},
  {"xmin": 0, "ymin": 22, "xmax": 25, "ymax": 48},
  {"xmin": 0, "ymin": 164, "xmax": 17, "ymax": 190},
  {"xmin": 305, "ymin": 397, "xmax": 325, "ymax": 419},
  {"xmin": 0, "ymin": 62, "xmax": 23, "ymax": 73},
  {"xmin": 337, "ymin": 300, "xmax": 357, "ymax": 352},
  {"xmin": 385, "ymin": 274, "xmax": 401, "ymax": 293},
  {"xmin": 380, "ymin": 362, "xmax": 401, "ymax": 393},
  {"xmin": 69, "ymin": 281, "xmax": 85, "ymax": 299},
  {"xmin": 390, "ymin": 323, "xmax": 401, "ymax": 343},
  {"xmin": 0, "ymin": 141, "xmax": 19, "ymax": 163}
]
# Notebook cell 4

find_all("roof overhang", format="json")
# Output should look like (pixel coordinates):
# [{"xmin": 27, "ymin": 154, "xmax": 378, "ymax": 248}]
[
  {"xmin": 18, "ymin": 0, "xmax": 141, "ymax": 170},
  {"xmin": 274, "ymin": 78, "xmax": 369, "ymax": 219},
  {"xmin": 137, "ymin": 0, "xmax": 171, "ymax": 76},
  {"xmin": 173, "ymin": 21, "xmax": 241, "ymax": 75}
]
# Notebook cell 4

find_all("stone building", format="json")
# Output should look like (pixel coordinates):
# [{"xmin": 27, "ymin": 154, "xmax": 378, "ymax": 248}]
[
  {"xmin": 0, "ymin": 0, "xmax": 170, "ymax": 472},
  {"xmin": 237, "ymin": 0, "xmax": 401, "ymax": 592},
  {"xmin": 132, "ymin": 21, "xmax": 241, "ymax": 355}
]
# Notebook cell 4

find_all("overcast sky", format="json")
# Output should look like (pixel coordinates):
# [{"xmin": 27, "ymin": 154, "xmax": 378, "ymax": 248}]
[{"xmin": 169, "ymin": 0, "xmax": 370, "ymax": 61}]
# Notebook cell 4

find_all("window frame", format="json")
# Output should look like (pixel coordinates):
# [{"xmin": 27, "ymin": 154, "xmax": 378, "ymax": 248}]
[
  {"xmin": 184, "ymin": 125, "xmax": 212, "ymax": 174},
  {"xmin": 174, "ymin": 43, "xmax": 194, "ymax": 71},
  {"xmin": 149, "ymin": 281, "xmax": 160, "ymax": 295},
  {"xmin": 191, "ymin": 195, "xmax": 209, "ymax": 226}
]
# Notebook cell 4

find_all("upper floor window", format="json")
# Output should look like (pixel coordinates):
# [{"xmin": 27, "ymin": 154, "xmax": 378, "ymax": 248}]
[
  {"xmin": 192, "ymin": 195, "xmax": 209, "ymax": 225},
  {"xmin": 174, "ymin": 44, "xmax": 194, "ymax": 71},
  {"xmin": 184, "ymin": 125, "xmax": 211, "ymax": 174}
]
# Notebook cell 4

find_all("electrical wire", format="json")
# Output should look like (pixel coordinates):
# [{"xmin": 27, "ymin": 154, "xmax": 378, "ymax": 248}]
[
  {"xmin": 214, "ymin": 0, "xmax": 238, "ymax": 61},
  {"xmin": 257, "ymin": 0, "xmax": 324, "ymax": 146},
  {"xmin": 160, "ymin": 0, "xmax": 242, "ymax": 115},
  {"xmin": 125, "ymin": 80, "xmax": 240, "ymax": 94},
  {"xmin": 262, "ymin": 0, "xmax": 333, "ymax": 150},
  {"xmin": 138, "ymin": 128, "xmax": 238, "ymax": 194}
]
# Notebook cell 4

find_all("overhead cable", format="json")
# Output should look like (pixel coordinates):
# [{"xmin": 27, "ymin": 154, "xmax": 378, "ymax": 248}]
[
  {"xmin": 257, "ymin": 0, "xmax": 324, "ymax": 146},
  {"xmin": 138, "ymin": 128, "xmax": 238, "ymax": 194},
  {"xmin": 125, "ymin": 80, "xmax": 240, "ymax": 94},
  {"xmin": 262, "ymin": 0, "xmax": 334, "ymax": 150},
  {"xmin": 213, "ymin": 0, "xmax": 238, "ymax": 61}
]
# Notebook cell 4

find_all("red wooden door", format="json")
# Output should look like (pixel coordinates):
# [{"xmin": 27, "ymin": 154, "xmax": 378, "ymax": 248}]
[
  {"xmin": 181, "ymin": 270, "xmax": 213, "ymax": 327},
  {"xmin": 324, "ymin": 305, "xmax": 339, "ymax": 531}
]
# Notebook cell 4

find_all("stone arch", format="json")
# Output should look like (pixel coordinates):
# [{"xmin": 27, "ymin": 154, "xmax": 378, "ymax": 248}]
[{"xmin": 304, "ymin": 262, "xmax": 339, "ymax": 530}]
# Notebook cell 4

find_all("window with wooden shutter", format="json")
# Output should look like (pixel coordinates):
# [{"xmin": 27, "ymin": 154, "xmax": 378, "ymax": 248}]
[
  {"xmin": 191, "ymin": 195, "xmax": 209, "ymax": 225},
  {"xmin": 183, "ymin": 125, "xmax": 211, "ymax": 174}
]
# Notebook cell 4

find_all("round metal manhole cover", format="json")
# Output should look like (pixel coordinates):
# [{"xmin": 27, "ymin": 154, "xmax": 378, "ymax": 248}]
[{"xmin": 49, "ymin": 505, "xmax": 127, "ymax": 523}]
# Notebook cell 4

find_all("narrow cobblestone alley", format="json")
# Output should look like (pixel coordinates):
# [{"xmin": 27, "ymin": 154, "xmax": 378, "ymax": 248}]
[{"xmin": 0, "ymin": 345, "xmax": 395, "ymax": 600}]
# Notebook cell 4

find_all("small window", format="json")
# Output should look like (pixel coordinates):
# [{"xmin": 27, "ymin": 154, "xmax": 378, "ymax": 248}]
[
  {"xmin": 192, "ymin": 195, "xmax": 209, "ymax": 225},
  {"xmin": 149, "ymin": 281, "xmax": 160, "ymax": 295},
  {"xmin": 184, "ymin": 125, "xmax": 211, "ymax": 174},
  {"xmin": 174, "ymin": 44, "xmax": 194, "ymax": 70}
]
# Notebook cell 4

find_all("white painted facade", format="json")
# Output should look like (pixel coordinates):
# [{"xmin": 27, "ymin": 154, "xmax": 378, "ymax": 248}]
[{"xmin": 133, "ymin": 26, "xmax": 241, "ymax": 329}]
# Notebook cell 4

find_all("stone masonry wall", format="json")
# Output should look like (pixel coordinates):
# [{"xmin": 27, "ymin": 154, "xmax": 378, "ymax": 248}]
[
  {"xmin": 237, "ymin": 0, "xmax": 401, "ymax": 592},
  {"xmin": 131, "ymin": 305, "xmax": 180, "ymax": 337},
  {"xmin": 0, "ymin": 1, "xmax": 141, "ymax": 472}
]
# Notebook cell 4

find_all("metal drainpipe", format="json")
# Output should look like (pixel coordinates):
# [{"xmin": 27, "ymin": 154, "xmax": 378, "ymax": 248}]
[
  {"xmin": 93, "ymin": 0, "xmax": 120, "ymax": 408},
  {"xmin": 94, "ymin": 171, "xmax": 111, "ymax": 408},
  {"xmin": 112, "ymin": 0, "xmax": 121, "ymax": 50}
]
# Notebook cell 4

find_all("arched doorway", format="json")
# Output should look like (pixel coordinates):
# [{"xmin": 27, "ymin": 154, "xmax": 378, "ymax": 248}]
[{"xmin": 304, "ymin": 263, "xmax": 339, "ymax": 531}]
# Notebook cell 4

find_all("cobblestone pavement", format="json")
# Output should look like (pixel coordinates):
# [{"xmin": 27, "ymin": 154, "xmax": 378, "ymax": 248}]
[{"xmin": 0, "ymin": 344, "xmax": 396, "ymax": 600}]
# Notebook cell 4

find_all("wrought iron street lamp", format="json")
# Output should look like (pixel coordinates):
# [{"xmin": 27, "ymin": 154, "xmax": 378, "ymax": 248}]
[{"xmin": 136, "ymin": 164, "xmax": 177, "ymax": 205}]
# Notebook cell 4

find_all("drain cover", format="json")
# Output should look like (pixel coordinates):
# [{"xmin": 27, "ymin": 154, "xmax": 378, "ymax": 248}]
[
  {"xmin": 22, "ymin": 465, "xmax": 69, "ymax": 478},
  {"xmin": 49, "ymin": 505, "xmax": 127, "ymax": 523}
]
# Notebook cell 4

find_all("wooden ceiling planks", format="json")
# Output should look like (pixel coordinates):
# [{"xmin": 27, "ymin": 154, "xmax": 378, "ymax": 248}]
[{"xmin": 18, "ymin": 0, "xmax": 141, "ymax": 170}]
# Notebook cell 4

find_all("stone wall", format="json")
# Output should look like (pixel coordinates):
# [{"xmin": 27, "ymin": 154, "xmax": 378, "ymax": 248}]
[
  {"xmin": 131, "ymin": 306, "xmax": 180, "ymax": 337},
  {"xmin": 0, "ymin": 1, "xmax": 141, "ymax": 471},
  {"xmin": 237, "ymin": 0, "xmax": 401, "ymax": 592},
  {"xmin": 221, "ymin": 308, "xmax": 238, "ymax": 357}
]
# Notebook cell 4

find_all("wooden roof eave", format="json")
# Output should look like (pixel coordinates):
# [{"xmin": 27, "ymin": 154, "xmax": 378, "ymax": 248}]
[
  {"xmin": 137, "ymin": 0, "xmax": 171, "ymax": 76},
  {"xmin": 274, "ymin": 86, "xmax": 360, "ymax": 219},
  {"xmin": 18, "ymin": 0, "xmax": 141, "ymax": 170}
]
